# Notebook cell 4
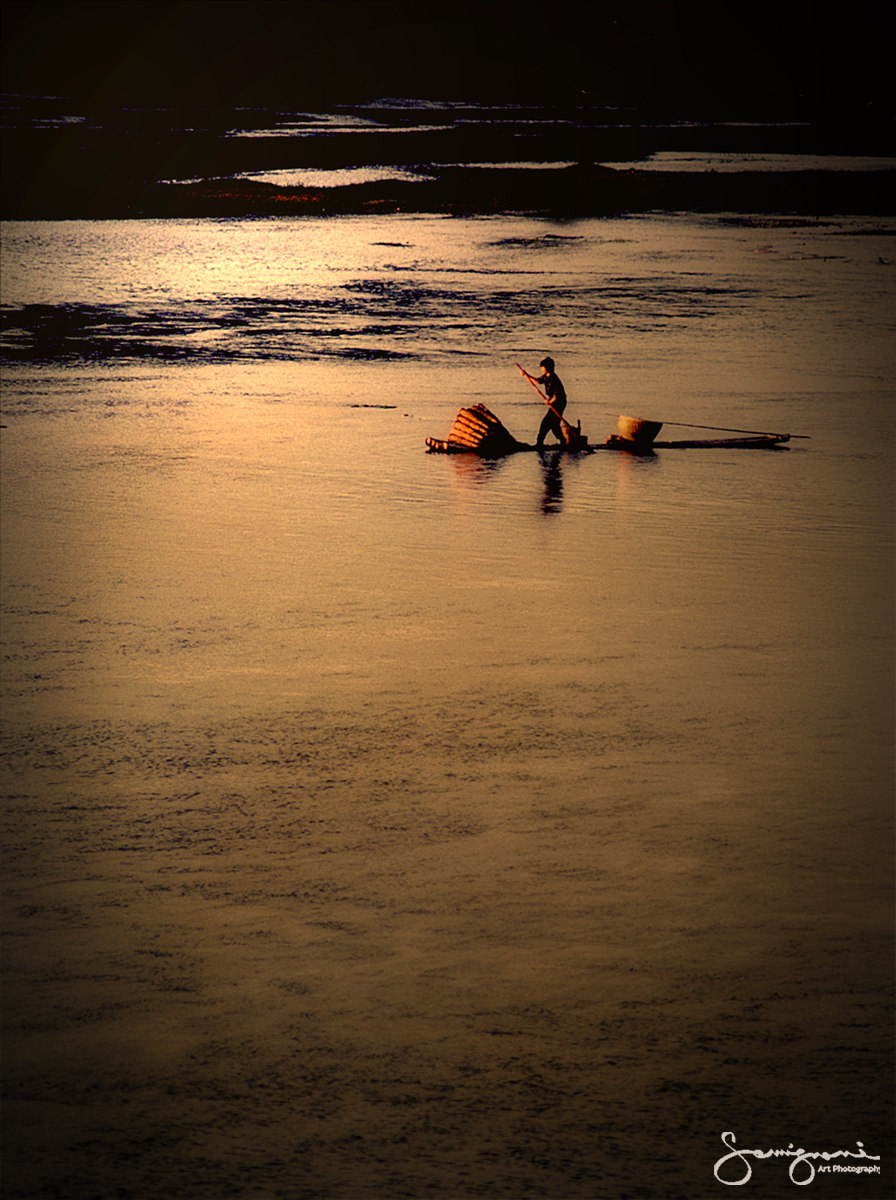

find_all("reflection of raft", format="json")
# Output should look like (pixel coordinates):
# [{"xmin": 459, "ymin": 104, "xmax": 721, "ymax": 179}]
[{"xmin": 426, "ymin": 404, "xmax": 589, "ymax": 457}]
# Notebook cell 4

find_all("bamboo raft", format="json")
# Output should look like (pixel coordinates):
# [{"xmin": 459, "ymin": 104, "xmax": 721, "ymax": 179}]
[{"xmin": 426, "ymin": 410, "xmax": 794, "ymax": 457}]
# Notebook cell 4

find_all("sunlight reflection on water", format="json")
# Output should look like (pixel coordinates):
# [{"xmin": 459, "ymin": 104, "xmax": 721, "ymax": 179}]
[{"xmin": 1, "ymin": 209, "xmax": 893, "ymax": 1200}]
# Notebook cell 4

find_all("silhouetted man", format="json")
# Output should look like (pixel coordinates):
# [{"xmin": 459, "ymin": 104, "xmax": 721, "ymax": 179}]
[{"xmin": 519, "ymin": 357, "xmax": 567, "ymax": 448}]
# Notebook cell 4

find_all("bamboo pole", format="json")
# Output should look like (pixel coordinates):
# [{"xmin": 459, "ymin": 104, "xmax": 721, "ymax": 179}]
[{"xmin": 656, "ymin": 420, "xmax": 810, "ymax": 439}]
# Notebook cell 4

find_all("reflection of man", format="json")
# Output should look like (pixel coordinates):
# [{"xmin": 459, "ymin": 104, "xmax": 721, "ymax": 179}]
[
  {"xmin": 519, "ymin": 357, "xmax": 567, "ymax": 448},
  {"xmin": 539, "ymin": 451, "xmax": 563, "ymax": 515}
]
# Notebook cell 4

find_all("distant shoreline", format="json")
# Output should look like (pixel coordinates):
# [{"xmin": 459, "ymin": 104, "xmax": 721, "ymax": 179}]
[
  {"xmin": 6, "ymin": 165, "xmax": 895, "ymax": 221},
  {"xmin": 4, "ymin": 95, "xmax": 894, "ymax": 220}
]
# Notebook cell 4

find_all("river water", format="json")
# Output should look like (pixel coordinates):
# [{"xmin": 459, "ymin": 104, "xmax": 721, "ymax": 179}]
[{"xmin": 1, "ymin": 211, "xmax": 894, "ymax": 1198}]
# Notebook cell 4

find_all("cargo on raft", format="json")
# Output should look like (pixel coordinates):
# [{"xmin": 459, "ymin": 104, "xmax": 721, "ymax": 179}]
[{"xmin": 425, "ymin": 408, "xmax": 792, "ymax": 456}]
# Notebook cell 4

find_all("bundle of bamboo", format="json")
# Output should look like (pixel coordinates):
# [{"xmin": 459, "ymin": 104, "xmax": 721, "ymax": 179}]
[{"xmin": 428, "ymin": 404, "xmax": 522, "ymax": 457}]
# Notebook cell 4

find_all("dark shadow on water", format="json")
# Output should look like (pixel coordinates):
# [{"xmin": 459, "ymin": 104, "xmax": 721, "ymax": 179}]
[
  {"xmin": 445, "ymin": 446, "xmax": 589, "ymax": 514},
  {"xmin": 447, "ymin": 454, "xmax": 509, "ymax": 488},
  {"xmin": 538, "ymin": 449, "xmax": 565, "ymax": 515},
  {"xmin": 0, "ymin": 301, "xmax": 420, "ymax": 365}
]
